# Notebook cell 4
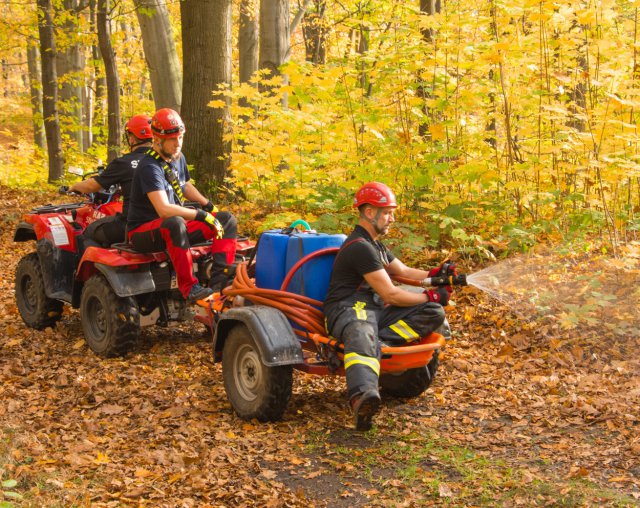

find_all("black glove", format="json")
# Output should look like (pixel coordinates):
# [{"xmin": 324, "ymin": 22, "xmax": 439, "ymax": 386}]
[
  {"xmin": 428, "ymin": 261, "xmax": 457, "ymax": 278},
  {"xmin": 425, "ymin": 287, "xmax": 450, "ymax": 306},
  {"xmin": 58, "ymin": 185, "xmax": 69, "ymax": 195},
  {"xmin": 202, "ymin": 201, "xmax": 218, "ymax": 213},
  {"xmin": 195, "ymin": 209, "xmax": 223, "ymax": 239}
]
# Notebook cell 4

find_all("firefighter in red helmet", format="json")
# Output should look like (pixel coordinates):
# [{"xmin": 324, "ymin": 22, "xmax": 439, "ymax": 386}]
[
  {"xmin": 64, "ymin": 114, "xmax": 154, "ymax": 247},
  {"xmin": 126, "ymin": 108, "xmax": 237, "ymax": 302},
  {"xmin": 324, "ymin": 182, "xmax": 455, "ymax": 430}
]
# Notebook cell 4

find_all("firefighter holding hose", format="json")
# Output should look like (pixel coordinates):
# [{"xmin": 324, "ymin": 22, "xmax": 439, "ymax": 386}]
[{"xmin": 324, "ymin": 182, "xmax": 456, "ymax": 431}]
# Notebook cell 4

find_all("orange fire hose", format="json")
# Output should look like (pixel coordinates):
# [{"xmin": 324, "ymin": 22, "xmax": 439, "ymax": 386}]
[{"xmin": 225, "ymin": 262, "xmax": 326, "ymax": 335}]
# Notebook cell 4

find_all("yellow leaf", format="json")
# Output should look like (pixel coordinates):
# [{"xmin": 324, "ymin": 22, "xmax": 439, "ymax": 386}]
[
  {"xmin": 486, "ymin": 51, "xmax": 502, "ymax": 64},
  {"xmin": 135, "ymin": 468, "xmax": 153, "ymax": 478},
  {"xmin": 497, "ymin": 344, "xmax": 514, "ymax": 358},
  {"xmin": 73, "ymin": 339, "xmax": 85, "ymax": 349},
  {"xmin": 608, "ymin": 476, "xmax": 633, "ymax": 483},
  {"xmin": 94, "ymin": 452, "xmax": 110, "ymax": 464},
  {"xmin": 168, "ymin": 473, "xmax": 184, "ymax": 484},
  {"xmin": 208, "ymin": 99, "xmax": 227, "ymax": 109},
  {"xmin": 429, "ymin": 124, "xmax": 445, "ymax": 141},
  {"xmin": 576, "ymin": 9, "xmax": 595, "ymax": 25},
  {"xmin": 269, "ymin": 145, "xmax": 292, "ymax": 157}
]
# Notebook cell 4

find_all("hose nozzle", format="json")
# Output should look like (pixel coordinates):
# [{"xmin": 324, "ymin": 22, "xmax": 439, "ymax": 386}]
[{"xmin": 422, "ymin": 274, "xmax": 467, "ymax": 287}]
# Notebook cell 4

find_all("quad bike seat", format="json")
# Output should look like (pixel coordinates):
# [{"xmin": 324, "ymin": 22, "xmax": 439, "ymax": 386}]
[
  {"xmin": 110, "ymin": 242, "xmax": 141, "ymax": 254},
  {"xmin": 110, "ymin": 239, "xmax": 213, "ymax": 254}
]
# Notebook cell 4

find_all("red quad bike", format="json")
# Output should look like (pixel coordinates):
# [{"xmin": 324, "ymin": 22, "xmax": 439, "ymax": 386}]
[
  {"xmin": 14, "ymin": 166, "xmax": 124, "ymax": 330},
  {"xmin": 14, "ymin": 169, "xmax": 254, "ymax": 355},
  {"xmin": 206, "ymin": 220, "xmax": 468, "ymax": 423}
]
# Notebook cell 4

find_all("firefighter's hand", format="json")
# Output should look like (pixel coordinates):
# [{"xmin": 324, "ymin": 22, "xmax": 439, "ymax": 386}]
[
  {"xmin": 58, "ymin": 185, "xmax": 69, "ymax": 195},
  {"xmin": 425, "ymin": 287, "xmax": 450, "ymax": 306},
  {"xmin": 428, "ymin": 261, "xmax": 457, "ymax": 279},
  {"xmin": 195, "ymin": 210, "xmax": 224, "ymax": 239},
  {"xmin": 203, "ymin": 200, "xmax": 218, "ymax": 213}
]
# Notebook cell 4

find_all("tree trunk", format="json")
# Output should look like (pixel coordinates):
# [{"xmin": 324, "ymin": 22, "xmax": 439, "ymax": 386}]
[
  {"xmin": 418, "ymin": 0, "xmax": 441, "ymax": 137},
  {"xmin": 302, "ymin": 0, "xmax": 327, "ymax": 64},
  {"xmin": 420, "ymin": 0, "xmax": 441, "ymax": 42},
  {"xmin": 134, "ymin": 0, "xmax": 182, "ymax": 111},
  {"xmin": 358, "ymin": 24, "xmax": 369, "ymax": 90},
  {"xmin": 26, "ymin": 42, "xmax": 46, "ymax": 150},
  {"xmin": 56, "ymin": 0, "xmax": 85, "ymax": 151},
  {"xmin": 180, "ymin": 0, "xmax": 232, "ymax": 191},
  {"xmin": 36, "ymin": 0, "xmax": 65, "ymax": 182},
  {"xmin": 239, "ymin": 0, "xmax": 259, "ymax": 84},
  {"xmin": 90, "ymin": 0, "xmax": 106, "ymax": 150},
  {"xmin": 1, "ymin": 60, "xmax": 7, "ymax": 97},
  {"xmin": 259, "ymin": 0, "xmax": 289, "ymax": 80},
  {"xmin": 96, "ymin": 0, "xmax": 121, "ymax": 163}
]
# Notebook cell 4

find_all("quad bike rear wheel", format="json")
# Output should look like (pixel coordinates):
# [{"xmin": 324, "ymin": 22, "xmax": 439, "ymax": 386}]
[
  {"xmin": 15, "ymin": 253, "xmax": 64, "ymax": 329},
  {"xmin": 80, "ymin": 274, "xmax": 140, "ymax": 357},
  {"xmin": 379, "ymin": 350, "xmax": 439, "ymax": 398},
  {"xmin": 222, "ymin": 324, "xmax": 293, "ymax": 422}
]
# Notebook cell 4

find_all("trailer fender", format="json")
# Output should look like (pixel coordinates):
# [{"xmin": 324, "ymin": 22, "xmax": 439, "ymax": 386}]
[{"xmin": 213, "ymin": 306, "xmax": 303, "ymax": 367}]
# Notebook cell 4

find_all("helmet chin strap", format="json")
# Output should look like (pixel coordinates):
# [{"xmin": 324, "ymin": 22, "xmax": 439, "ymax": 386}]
[
  {"xmin": 127, "ymin": 132, "xmax": 151, "ymax": 149},
  {"xmin": 130, "ymin": 140, "xmax": 150, "ymax": 149},
  {"xmin": 370, "ymin": 208, "xmax": 386, "ymax": 235}
]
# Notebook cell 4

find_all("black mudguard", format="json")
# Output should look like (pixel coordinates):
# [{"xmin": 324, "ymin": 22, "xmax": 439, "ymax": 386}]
[
  {"xmin": 213, "ymin": 306, "xmax": 304, "ymax": 367},
  {"xmin": 37, "ymin": 239, "xmax": 74, "ymax": 302},
  {"xmin": 94, "ymin": 262, "xmax": 156, "ymax": 297},
  {"xmin": 14, "ymin": 222, "xmax": 36, "ymax": 242}
]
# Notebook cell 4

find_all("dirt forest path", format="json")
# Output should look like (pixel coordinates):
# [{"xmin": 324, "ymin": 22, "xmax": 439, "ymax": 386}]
[{"xmin": 0, "ymin": 186, "xmax": 639, "ymax": 507}]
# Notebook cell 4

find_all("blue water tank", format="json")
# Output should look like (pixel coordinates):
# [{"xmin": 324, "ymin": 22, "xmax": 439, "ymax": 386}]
[
  {"xmin": 254, "ymin": 229, "xmax": 290, "ymax": 290},
  {"xmin": 284, "ymin": 232, "xmax": 346, "ymax": 302}
]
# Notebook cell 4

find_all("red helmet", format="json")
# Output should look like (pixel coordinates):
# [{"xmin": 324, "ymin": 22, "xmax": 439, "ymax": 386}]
[
  {"xmin": 151, "ymin": 108, "xmax": 185, "ymax": 139},
  {"xmin": 125, "ymin": 114, "xmax": 152, "ymax": 140},
  {"xmin": 354, "ymin": 182, "xmax": 397, "ymax": 208}
]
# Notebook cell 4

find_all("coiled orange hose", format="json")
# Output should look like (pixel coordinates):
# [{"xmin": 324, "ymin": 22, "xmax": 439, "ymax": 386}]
[{"xmin": 225, "ymin": 262, "xmax": 326, "ymax": 335}]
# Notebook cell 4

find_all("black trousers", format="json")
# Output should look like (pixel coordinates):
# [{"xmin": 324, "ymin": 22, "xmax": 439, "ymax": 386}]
[
  {"xmin": 325, "ymin": 295, "xmax": 445, "ymax": 399},
  {"xmin": 84, "ymin": 214, "xmax": 126, "ymax": 247}
]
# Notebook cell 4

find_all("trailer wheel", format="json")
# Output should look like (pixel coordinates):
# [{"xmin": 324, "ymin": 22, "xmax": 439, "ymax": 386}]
[
  {"xmin": 379, "ymin": 350, "xmax": 440, "ymax": 398},
  {"xmin": 80, "ymin": 274, "xmax": 139, "ymax": 357},
  {"xmin": 15, "ymin": 253, "xmax": 63, "ymax": 330},
  {"xmin": 222, "ymin": 324, "xmax": 293, "ymax": 422}
]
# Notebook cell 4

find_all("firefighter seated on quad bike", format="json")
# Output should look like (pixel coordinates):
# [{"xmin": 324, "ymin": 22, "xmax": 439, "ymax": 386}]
[
  {"xmin": 324, "ymin": 182, "xmax": 457, "ymax": 431},
  {"xmin": 60, "ymin": 114, "xmax": 154, "ymax": 247},
  {"xmin": 126, "ymin": 108, "xmax": 237, "ymax": 303}
]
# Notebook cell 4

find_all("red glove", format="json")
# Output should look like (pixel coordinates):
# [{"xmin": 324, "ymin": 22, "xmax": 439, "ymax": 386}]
[
  {"xmin": 425, "ymin": 287, "xmax": 450, "ymax": 306},
  {"xmin": 428, "ymin": 261, "xmax": 457, "ymax": 278}
]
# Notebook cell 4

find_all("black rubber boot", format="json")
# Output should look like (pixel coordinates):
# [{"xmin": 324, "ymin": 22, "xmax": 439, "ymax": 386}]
[
  {"xmin": 209, "ymin": 263, "xmax": 237, "ymax": 292},
  {"xmin": 187, "ymin": 283, "xmax": 214, "ymax": 303},
  {"xmin": 350, "ymin": 389, "xmax": 381, "ymax": 431}
]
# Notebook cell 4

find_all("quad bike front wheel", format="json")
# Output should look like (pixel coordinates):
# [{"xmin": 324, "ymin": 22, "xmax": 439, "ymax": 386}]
[
  {"xmin": 222, "ymin": 324, "xmax": 293, "ymax": 422},
  {"xmin": 15, "ymin": 253, "xmax": 64, "ymax": 330},
  {"xmin": 80, "ymin": 274, "xmax": 140, "ymax": 357},
  {"xmin": 379, "ymin": 350, "xmax": 440, "ymax": 398}
]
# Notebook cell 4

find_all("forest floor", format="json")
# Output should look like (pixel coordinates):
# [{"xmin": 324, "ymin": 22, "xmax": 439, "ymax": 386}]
[{"xmin": 1, "ymin": 186, "xmax": 639, "ymax": 507}]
